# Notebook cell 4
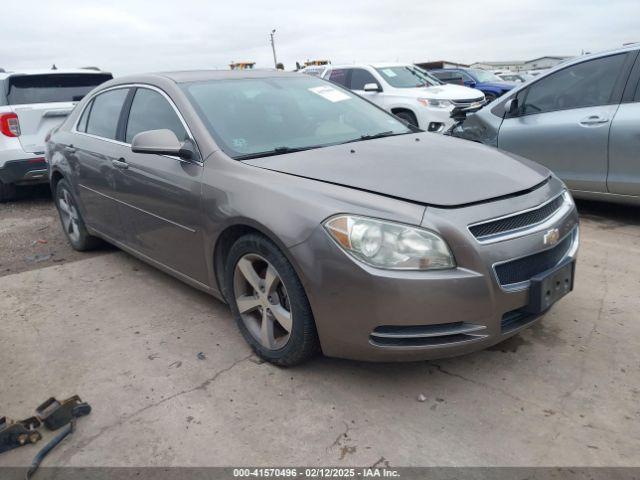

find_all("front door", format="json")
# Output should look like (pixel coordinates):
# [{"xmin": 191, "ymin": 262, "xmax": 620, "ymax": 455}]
[
  {"xmin": 498, "ymin": 52, "xmax": 630, "ymax": 193},
  {"xmin": 116, "ymin": 87, "xmax": 208, "ymax": 283}
]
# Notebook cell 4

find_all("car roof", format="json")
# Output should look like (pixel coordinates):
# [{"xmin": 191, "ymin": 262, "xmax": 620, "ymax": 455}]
[
  {"xmin": 0, "ymin": 69, "xmax": 112, "ymax": 80},
  {"xmin": 329, "ymin": 63, "xmax": 414, "ymax": 70},
  {"xmin": 110, "ymin": 69, "xmax": 298, "ymax": 85}
]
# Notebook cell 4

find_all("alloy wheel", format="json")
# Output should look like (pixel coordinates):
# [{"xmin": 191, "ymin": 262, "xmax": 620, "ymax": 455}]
[
  {"xmin": 57, "ymin": 187, "xmax": 81, "ymax": 244},
  {"xmin": 233, "ymin": 253, "xmax": 292, "ymax": 350}
]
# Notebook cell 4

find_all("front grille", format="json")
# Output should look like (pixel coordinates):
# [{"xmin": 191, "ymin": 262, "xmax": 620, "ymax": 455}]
[
  {"xmin": 494, "ymin": 232, "xmax": 573, "ymax": 286},
  {"xmin": 451, "ymin": 97, "xmax": 485, "ymax": 106},
  {"xmin": 370, "ymin": 322, "xmax": 487, "ymax": 348},
  {"xmin": 470, "ymin": 194, "xmax": 565, "ymax": 240}
]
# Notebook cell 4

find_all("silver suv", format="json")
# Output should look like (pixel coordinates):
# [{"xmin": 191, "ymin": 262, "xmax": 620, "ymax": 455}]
[{"xmin": 0, "ymin": 69, "xmax": 112, "ymax": 201}]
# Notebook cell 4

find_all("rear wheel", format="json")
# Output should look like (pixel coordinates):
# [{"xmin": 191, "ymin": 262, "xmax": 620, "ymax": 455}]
[
  {"xmin": 225, "ymin": 234, "xmax": 319, "ymax": 366},
  {"xmin": 394, "ymin": 110, "xmax": 418, "ymax": 128},
  {"xmin": 55, "ymin": 179, "xmax": 102, "ymax": 251},
  {"xmin": 0, "ymin": 180, "xmax": 17, "ymax": 202}
]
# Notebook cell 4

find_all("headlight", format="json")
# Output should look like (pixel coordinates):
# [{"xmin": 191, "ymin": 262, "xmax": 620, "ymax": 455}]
[
  {"xmin": 324, "ymin": 215, "xmax": 456, "ymax": 270},
  {"xmin": 562, "ymin": 190, "xmax": 575, "ymax": 207},
  {"xmin": 417, "ymin": 98, "xmax": 452, "ymax": 109}
]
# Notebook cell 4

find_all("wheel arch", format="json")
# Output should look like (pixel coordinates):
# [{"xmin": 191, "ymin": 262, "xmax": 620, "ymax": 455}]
[
  {"xmin": 50, "ymin": 168, "xmax": 65, "ymax": 192},
  {"xmin": 212, "ymin": 219, "xmax": 311, "ymax": 305}
]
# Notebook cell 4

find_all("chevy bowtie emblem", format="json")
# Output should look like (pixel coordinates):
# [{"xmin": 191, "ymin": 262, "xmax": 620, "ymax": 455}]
[{"xmin": 543, "ymin": 228, "xmax": 560, "ymax": 246}]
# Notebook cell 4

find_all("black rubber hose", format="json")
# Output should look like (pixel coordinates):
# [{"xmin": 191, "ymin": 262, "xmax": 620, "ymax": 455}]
[{"xmin": 24, "ymin": 420, "xmax": 74, "ymax": 480}]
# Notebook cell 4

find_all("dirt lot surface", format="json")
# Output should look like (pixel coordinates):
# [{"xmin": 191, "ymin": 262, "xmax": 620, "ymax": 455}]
[
  {"xmin": 0, "ymin": 191, "xmax": 638, "ymax": 469},
  {"xmin": 0, "ymin": 186, "xmax": 110, "ymax": 277}
]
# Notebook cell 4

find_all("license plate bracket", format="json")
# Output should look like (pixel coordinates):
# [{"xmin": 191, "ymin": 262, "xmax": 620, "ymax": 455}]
[{"xmin": 525, "ymin": 259, "xmax": 575, "ymax": 315}]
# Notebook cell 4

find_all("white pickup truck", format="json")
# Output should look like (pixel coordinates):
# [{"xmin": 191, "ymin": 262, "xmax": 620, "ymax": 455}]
[{"xmin": 0, "ymin": 69, "xmax": 112, "ymax": 201}]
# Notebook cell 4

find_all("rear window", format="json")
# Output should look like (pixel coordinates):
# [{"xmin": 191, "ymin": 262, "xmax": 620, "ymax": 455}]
[{"xmin": 6, "ymin": 73, "xmax": 112, "ymax": 105}]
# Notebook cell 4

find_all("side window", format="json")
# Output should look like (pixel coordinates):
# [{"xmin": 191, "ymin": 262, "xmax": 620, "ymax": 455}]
[
  {"xmin": 125, "ymin": 88, "xmax": 187, "ymax": 143},
  {"xmin": 350, "ymin": 69, "xmax": 379, "ymax": 90},
  {"xmin": 328, "ymin": 69, "xmax": 349, "ymax": 87},
  {"xmin": 76, "ymin": 100, "xmax": 93, "ymax": 132},
  {"xmin": 521, "ymin": 54, "xmax": 627, "ymax": 115},
  {"xmin": 85, "ymin": 89, "xmax": 129, "ymax": 139},
  {"xmin": 458, "ymin": 71, "xmax": 474, "ymax": 82}
]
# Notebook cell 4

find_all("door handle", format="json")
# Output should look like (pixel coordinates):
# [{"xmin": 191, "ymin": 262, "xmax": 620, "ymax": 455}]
[
  {"xmin": 64, "ymin": 145, "xmax": 76, "ymax": 154},
  {"xmin": 579, "ymin": 115, "xmax": 609, "ymax": 126},
  {"xmin": 111, "ymin": 158, "xmax": 129, "ymax": 170}
]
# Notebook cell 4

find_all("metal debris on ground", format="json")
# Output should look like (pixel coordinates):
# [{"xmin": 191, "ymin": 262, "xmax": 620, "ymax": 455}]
[
  {"xmin": 0, "ymin": 394, "xmax": 92, "ymax": 480},
  {"xmin": 197, "ymin": 352, "xmax": 206, "ymax": 360},
  {"xmin": 417, "ymin": 394, "xmax": 427, "ymax": 402},
  {"xmin": 0, "ymin": 416, "xmax": 42, "ymax": 454}
]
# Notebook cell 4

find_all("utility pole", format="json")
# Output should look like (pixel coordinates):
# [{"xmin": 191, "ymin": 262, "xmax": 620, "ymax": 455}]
[{"xmin": 269, "ymin": 29, "xmax": 278, "ymax": 68}]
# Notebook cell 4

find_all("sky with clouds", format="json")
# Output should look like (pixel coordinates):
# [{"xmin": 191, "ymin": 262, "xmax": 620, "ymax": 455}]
[{"xmin": 2, "ymin": 0, "xmax": 639, "ymax": 75}]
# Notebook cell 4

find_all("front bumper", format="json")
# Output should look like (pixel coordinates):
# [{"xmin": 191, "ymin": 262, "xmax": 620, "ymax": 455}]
[
  {"xmin": 415, "ymin": 107, "xmax": 455, "ymax": 133},
  {"xmin": 289, "ymin": 179, "xmax": 579, "ymax": 361},
  {"xmin": 0, "ymin": 157, "xmax": 49, "ymax": 185}
]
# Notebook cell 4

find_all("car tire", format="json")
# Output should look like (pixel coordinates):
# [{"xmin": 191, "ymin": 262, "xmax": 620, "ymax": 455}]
[
  {"xmin": 394, "ymin": 110, "xmax": 419, "ymax": 128},
  {"xmin": 0, "ymin": 180, "xmax": 17, "ymax": 202},
  {"xmin": 225, "ymin": 233, "xmax": 319, "ymax": 366},
  {"xmin": 55, "ymin": 178, "xmax": 102, "ymax": 251}
]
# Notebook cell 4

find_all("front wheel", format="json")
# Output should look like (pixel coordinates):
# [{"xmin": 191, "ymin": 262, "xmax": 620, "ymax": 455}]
[
  {"xmin": 394, "ymin": 110, "xmax": 419, "ymax": 128},
  {"xmin": 225, "ymin": 234, "xmax": 319, "ymax": 366}
]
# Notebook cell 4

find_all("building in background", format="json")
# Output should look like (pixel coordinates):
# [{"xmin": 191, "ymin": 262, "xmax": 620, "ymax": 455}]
[
  {"xmin": 470, "ymin": 56, "xmax": 572, "ymax": 72},
  {"xmin": 229, "ymin": 61, "xmax": 255, "ymax": 70},
  {"xmin": 414, "ymin": 60, "xmax": 469, "ymax": 70}
]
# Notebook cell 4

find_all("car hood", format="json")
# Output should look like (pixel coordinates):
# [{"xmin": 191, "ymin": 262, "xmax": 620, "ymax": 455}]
[
  {"xmin": 419, "ymin": 84, "xmax": 484, "ymax": 100},
  {"xmin": 243, "ymin": 133, "xmax": 550, "ymax": 207},
  {"xmin": 480, "ymin": 81, "xmax": 516, "ymax": 91}
]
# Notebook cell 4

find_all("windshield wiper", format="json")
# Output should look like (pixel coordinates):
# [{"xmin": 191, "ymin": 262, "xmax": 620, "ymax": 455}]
[
  {"xmin": 342, "ymin": 130, "xmax": 411, "ymax": 144},
  {"xmin": 235, "ymin": 145, "xmax": 323, "ymax": 160}
]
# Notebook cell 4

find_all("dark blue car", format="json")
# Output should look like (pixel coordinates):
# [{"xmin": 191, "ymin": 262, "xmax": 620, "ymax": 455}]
[{"xmin": 430, "ymin": 68, "xmax": 516, "ymax": 102}]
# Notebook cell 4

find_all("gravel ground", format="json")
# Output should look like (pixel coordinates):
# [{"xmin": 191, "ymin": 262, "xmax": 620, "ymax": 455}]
[{"xmin": 0, "ymin": 185, "xmax": 110, "ymax": 277}]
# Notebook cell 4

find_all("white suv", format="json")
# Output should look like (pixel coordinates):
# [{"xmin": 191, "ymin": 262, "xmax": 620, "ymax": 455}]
[
  {"xmin": 0, "ymin": 69, "xmax": 112, "ymax": 201},
  {"xmin": 321, "ymin": 63, "xmax": 485, "ymax": 132}
]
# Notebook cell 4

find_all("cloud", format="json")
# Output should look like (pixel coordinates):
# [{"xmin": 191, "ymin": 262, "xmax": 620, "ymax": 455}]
[{"xmin": 1, "ymin": 0, "xmax": 638, "ymax": 75}]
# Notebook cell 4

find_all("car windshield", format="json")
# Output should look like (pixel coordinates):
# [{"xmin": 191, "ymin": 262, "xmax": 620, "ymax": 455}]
[
  {"xmin": 467, "ymin": 69, "xmax": 503, "ymax": 83},
  {"xmin": 181, "ymin": 76, "xmax": 412, "ymax": 159},
  {"xmin": 375, "ymin": 66, "xmax": 442, "ymax": 88},
  {"xmin": 6, "ymin": 73, "xmax": 113, "ymax": 105}
]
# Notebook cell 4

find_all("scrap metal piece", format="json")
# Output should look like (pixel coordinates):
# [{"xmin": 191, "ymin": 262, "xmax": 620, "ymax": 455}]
[
  {"xmin": 0, "ymin": 416, "xmax": 42, "ymax": 454},
  {"xmin": 36, "ymin": 396, "xmax": 91, "ymax": 431}
]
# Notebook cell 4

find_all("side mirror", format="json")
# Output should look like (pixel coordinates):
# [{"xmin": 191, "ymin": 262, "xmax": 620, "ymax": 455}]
[
  {"xmin": 363, "ymin": 83, "xmax": 381, "ymax": 92},
  {"xmin": 503, "ymin": 98, "xmax": 519, "ymax": 117},
  {"xmin": 131, "ymin": 129, "xmax": 196, "ymax": 161}
]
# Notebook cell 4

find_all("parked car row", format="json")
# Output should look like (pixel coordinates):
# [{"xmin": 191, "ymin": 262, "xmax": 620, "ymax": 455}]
[
  {"xmin": 0, "ymin": 69, "xmax": 113, "ymax": 200},
  {"xmin": 453, "ymin": 44, "xmax": 640, "ymax": 204}
]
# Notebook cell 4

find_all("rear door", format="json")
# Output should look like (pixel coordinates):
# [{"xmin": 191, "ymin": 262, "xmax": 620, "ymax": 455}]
[
  {"xmin": 116, "ymin": 87, "xmax": 207, "ymax": 282},
  {"xmin": 7, "ymin": 73, "xmax": 112, "ymax": 153},
  {"xmin": 497, "ymin": 52, "xmax": 632, "ymax": 193},
  {"xmin": 73, "ymin": 87, "xmax": 130, "ymax": 240},
  {"xmin": 607, "ymin": 51, "xmax": 640, "ymax": 197}
]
